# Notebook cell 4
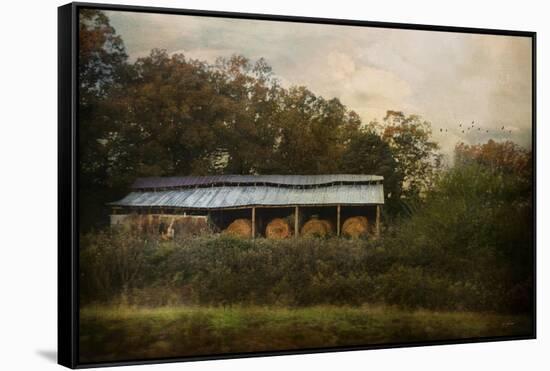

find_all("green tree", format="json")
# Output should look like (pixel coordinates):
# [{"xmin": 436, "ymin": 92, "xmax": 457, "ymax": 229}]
[
  {"xmin": 78, "ymin": 9, "xmax": 128, "ymax": 230},
  {"xmin": 212, "ymin": 55, "xmax": 281, "ymax": 174},
  {"xmin": 271, "ymin": 87, "xmax": 361, "ymax": 174},
  {"xmin": 381, "ymin": 111, "xmax": 442, "ymax": 198},
  {"xmin": 341, "ymin": 131, "xmax": 403, "ymax": 214}
]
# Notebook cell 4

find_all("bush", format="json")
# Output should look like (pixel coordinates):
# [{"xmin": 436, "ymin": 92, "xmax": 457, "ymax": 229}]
[
  {"xmin": 80, "ymin": 225, "xmax": 531, "ymax": 313},
  {"xmin": 79, "ymin": 227, "xmax": 157, "ymax": 304},
  {"xmin": 80, "ymin": 232, "xmax": 382, "ymax": 306}
]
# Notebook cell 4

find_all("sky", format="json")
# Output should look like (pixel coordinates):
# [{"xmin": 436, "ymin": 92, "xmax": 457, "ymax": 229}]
[{"xmin": 106, "ymin": 10, "xmax": 533, "ymax": 161}]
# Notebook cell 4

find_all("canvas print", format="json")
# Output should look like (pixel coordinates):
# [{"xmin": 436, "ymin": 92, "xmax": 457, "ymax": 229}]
[{"xmin": 77, "ymin": 7, "xmax": 534, "ymax": 364}]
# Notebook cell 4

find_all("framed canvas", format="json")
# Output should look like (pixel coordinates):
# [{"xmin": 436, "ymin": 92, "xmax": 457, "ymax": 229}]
[{"xmin": 58, "ymin": 2, "xmax": 536, "ymax": 368}]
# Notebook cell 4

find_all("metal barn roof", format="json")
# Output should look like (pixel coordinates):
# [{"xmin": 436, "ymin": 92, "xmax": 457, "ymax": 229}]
[
  {"xmin": 132, "ymin": 174, "xmax": 383, "ymax": 190},
  {"xmin": 111, "ymin": 183, "xmax": 384, "ymax": 210}
]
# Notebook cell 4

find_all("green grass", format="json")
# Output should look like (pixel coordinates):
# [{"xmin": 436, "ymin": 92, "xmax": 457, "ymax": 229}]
[{"xmin": 79, "ymin": 305, "xmax": 532, "ymax": 363}]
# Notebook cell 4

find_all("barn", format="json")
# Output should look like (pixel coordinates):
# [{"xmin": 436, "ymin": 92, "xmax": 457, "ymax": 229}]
[{"xmin": 109, "ymin": 174, "xmax": 384, "ymax": 239}]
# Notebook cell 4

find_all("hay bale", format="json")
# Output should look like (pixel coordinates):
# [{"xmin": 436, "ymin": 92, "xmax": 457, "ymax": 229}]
[
  {"xmin": 321, "ymin": 220, "xmax": 334, "ymax": 234},
  {"xmin": 301, "ymin": 218, "xmax": 333, "ymax": 238},
  {"xmin": 342, "ymin": 216, "xmax": 369, "ymax": 238},
  {"xmin": 224, "ymin": 218, "xmax": 252, "ymax": 238},
  {"xmin": 266, "ymin": 218, "xmax": 291, "ymax": 239}
]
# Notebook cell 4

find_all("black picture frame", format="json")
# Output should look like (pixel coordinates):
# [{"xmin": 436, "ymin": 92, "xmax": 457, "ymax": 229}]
[{"xmin": 58, "ymin": 2, "xmax": 537, "ymax": 368}]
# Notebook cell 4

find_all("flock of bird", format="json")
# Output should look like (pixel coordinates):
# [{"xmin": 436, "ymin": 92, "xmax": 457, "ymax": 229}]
[{"xmin": 438, "ymin": 121, "xmax": 513, "ymax": 135}]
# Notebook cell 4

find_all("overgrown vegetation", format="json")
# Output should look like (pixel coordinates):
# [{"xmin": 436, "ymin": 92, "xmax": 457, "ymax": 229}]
[{"xmin": 80, "ymin": 229, "xmax": 531, "ymax": 313}]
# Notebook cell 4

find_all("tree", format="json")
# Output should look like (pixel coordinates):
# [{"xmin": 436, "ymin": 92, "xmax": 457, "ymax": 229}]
[
  {"xmin": 105, "ymin": 50, "xmax": 230, "ymax": 185},
  {"xmin": 212, "ymin": 55, "xmax": 281, "ymax": 174},
  {"xmin": 341, "ymin": 131, "xmax": 403, "ymax": 213},
  {"xmin": 270, "ymin": 87, "xmax": 361, "ymax": 174},
  {"xmin": 79, "ymin": 9, "xmax": 128, "ymax": 101},
  {"xmin": 381, "ymin": 111, "xmax": 442, "ymax": 198},
  {"xmin": 454, "ymin": 139, "xmax": 532, "ymax": 208},
  {"xmin": 455, "ymin": 140, "xmax": 531, "ymax": 178},
  {"xmin": 78, "ymin": 9, "xmax": 128, "ymax": 230}
]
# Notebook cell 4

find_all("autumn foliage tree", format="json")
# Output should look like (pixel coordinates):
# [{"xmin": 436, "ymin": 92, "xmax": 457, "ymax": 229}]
[
  {"xmin": 104, "ymin": 50, "xmax": 230, "ymax": 185},
  {"xmin": 455, "ymin": 140, "xmax": 532, "ymax": 178}
]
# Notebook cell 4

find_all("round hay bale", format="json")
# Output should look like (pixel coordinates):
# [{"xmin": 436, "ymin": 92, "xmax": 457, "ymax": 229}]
[
  {"xmin": 265, "ymin": 218, "xmax": 291, "ymax": 239},
  {"xmin": 321, "ymin": 220, "xmax": 334, "ymax": 234},
  {"xmin": 301, "ymin": 218, "xmax": 333, "ymax": 238},
  {"xmin": 342, "ymin": 216, "xmax": 369, "ymax": 238},
  {"xmin": 224, "ymin": 218, "xmax": 252, "ymax": 238}
]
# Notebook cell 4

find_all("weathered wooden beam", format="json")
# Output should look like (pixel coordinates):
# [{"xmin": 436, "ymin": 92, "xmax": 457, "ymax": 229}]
[
  {"xmin": 337, "ymin": 205, "xmax": 341, "ymax": 237},
  {"xmin": 375, "ymin": 205, "xmax": 381, "ymax": 238},
  {"xmin": 251, "ymin": 207, "xmax": 256, "ymax": 239},
  {"xmin": 294, "ymin": 206, "xmax": 299, "ymax": 238}
]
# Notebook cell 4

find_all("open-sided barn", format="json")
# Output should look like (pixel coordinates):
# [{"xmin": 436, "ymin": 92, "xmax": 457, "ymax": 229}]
[{"xmin": 109, "ymin": 174, "xmax": 384, "ymax": 239}]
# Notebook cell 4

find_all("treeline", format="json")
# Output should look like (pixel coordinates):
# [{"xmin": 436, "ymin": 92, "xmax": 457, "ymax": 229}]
[
  {"xmin": 79, "ymin": 10, "xmax": 440, "ymax": 229},
  {"xmin": 80, "ymin": 142, "xmax": 533, "ymax": 313}
]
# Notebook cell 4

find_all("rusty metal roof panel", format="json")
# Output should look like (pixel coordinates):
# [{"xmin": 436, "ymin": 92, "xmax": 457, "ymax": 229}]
[
  {"xmin": 111, "ymin": 183, "xmax": 384, "ymax": 209},
  {"xmin": 131, "ymin": 174, "xmax": 383, "ymax": 189}
]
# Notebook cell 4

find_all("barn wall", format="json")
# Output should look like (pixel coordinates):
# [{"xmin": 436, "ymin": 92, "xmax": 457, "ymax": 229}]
[{"xmin": 110, "ymin": 213, "xmax": 209, "ymax": 237}]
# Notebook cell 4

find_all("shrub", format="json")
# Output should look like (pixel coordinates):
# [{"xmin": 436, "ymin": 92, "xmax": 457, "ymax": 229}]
[{"xmin": 79, "ymin": 227, "xmax": 156, "ymax": 304}]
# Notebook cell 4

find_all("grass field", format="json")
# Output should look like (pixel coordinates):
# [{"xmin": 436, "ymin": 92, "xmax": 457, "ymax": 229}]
[{"xmin": 79, "ymin": 305, "xmax": 532, "ymax": 363}]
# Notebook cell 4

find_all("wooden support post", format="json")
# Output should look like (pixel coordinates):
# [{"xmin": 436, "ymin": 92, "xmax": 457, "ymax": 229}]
[
  {"xmin": 294, "ymin": 206, "xmax": 299, "ymax": 238},
  {"xmin": 251, "ymin": 207, "xmax": 256, "ymax": 239},
  {"xmin": 336, "ymin": 205, "xmax": 341, "ymax": 237},
  {"xmin": 375, "ymin": 205, "xmax": 381, "ymax": 238}
]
